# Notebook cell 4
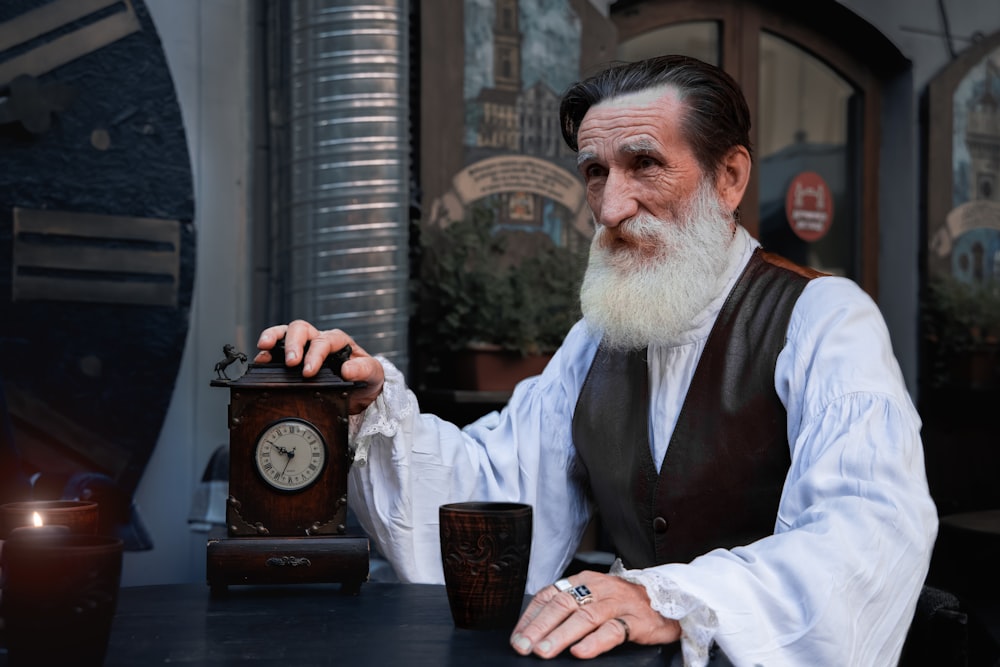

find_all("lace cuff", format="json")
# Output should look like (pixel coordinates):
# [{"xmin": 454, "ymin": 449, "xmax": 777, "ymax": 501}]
[
  {"xmin": 348, "ymin": 355, "xmax": 414, "ymax": 465},
  {"xmin": 610, "ymin": 559, "xmax": 718, "ymax": 667}
]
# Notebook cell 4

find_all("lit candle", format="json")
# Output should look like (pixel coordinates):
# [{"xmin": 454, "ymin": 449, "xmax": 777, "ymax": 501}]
[
  {"xmin": 0, "ymin": 499, "xmax": 99, "ymax": 538},
  {"xmin": 6, "ymin": 512, "xmax": 71, "ymax": 541}
]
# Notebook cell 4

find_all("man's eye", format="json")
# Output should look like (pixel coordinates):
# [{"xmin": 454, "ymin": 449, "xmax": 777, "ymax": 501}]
[
  {"xmin": 583, "ymin": 164, "xmax": 606, "ymax": 179},
  {"xmin": 635, "ymin": 156, "xmax": 657, "ymax": 170}
]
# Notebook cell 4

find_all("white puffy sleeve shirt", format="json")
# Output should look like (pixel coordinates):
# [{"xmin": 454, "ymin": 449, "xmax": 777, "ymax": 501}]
[{"xmin": 346, "ymin": 228, "xmax": 938, "ymax": 667}]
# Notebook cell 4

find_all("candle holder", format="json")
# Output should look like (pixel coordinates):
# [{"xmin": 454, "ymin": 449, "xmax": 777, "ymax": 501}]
[
  {"xmin": 0, "ymin": 500, "xmax": 99, "ymax": 539},
  {"xmin": 1, "ymin": 533, "xmax": 124, "ymax": 666}
]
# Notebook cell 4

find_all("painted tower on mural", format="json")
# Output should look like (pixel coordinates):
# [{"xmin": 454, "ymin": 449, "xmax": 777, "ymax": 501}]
[{"xmin": 957, "ymin": 56, "xmax": 1000, "ymax": 284}]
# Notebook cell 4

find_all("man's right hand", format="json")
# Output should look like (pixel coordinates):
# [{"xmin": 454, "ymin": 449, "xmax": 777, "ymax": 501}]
[{"xmin": 255, "ymin": 320, "xmax": 385, "ymax": 415}]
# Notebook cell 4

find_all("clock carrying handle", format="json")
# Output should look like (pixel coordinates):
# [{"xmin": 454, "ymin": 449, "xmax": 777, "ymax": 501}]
[{"xmin": 269, "ymin": 340, "xmax": 353, "ymax": 376}]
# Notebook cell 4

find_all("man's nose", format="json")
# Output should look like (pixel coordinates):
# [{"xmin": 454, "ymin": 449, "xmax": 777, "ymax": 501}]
[{"xmin": 596, "ymin": 170, "xmax": 638, "ymax": 228}]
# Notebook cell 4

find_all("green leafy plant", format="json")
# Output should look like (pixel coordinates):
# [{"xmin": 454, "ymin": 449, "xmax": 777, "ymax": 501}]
[
  {"xmin": 412, "ymin": 205, "xmax": 587, "ymax": 378},
  {"xmin": 922, "ymin": 275, "xmax": 1000, "ymax": 388}
]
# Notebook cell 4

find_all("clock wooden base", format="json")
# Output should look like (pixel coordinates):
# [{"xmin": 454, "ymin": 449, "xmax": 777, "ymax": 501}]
[{"xmin": 207, "ymin": 535, "xmax": 370, "ymax": 594}]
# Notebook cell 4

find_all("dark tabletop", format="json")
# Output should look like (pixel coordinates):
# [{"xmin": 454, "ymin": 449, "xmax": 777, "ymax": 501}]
[{"xmin": 98, "ymin": 582, "xmax": 676, "ymax": 666}]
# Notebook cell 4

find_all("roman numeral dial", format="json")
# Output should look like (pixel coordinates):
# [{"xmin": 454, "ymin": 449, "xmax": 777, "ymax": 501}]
[{"xmin": 254, "ymin": 419, "xmax": 328, "ymax": 493}]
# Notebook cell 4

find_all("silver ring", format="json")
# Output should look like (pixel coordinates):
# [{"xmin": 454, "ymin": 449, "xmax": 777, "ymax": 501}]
[
  {"xmin": 553, "ymin": 578, "xmax": 573, "ymax": 593},
  {"xmin": 568, "ymin": 584, "xmax": 594, "ymax": 606},
  {"xmin": 612, "ymin": 617, "xmax": 630, "ymax": 643}
]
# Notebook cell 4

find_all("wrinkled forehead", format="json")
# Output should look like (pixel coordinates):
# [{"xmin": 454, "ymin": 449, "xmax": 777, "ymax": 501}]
[
  {"xmin": 588, "ymin": 84, "xmax": 684, "ymax": 117},
  {"xmin": 577, "ymin": 84, "xmax": 689, "ymax": 152}
]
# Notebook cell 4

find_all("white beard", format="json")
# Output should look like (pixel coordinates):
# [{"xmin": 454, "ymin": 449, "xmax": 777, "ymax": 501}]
[{"xmin": 580, "ymin": 179, "xmax": 735, "ymax": 350}]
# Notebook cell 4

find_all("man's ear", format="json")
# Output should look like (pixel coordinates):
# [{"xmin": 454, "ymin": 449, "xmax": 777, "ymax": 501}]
[{"xmin": 715, "ymin": 146, "xmax": 752, "ymax": 213}]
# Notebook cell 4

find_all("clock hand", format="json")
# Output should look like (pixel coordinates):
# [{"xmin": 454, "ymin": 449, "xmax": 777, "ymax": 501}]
[{"xmin": 279, "ymin": 448, "xmax": 296, "ymax": 475}]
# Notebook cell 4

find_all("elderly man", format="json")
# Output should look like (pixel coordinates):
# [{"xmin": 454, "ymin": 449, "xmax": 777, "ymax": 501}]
[{"xmin": 256, "ymin": 55, "xmax": 937, "ymax": 666}]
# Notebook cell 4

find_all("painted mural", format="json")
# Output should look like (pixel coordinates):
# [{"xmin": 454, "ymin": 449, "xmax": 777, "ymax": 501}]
[
  {"xmin": 428, "ymin": 0, "xmax": 593, "ymax": 253},
  {"xmin": 925, "ymin": 34, "xmax": 1000, "ymax": 390},
  {"xmin": 931, "ymin": 46, "xmax": 1000, "ymax": 282}
]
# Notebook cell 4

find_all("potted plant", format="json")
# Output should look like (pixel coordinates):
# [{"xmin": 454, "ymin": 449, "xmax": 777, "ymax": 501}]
[
  {"xmin": 922, "ymin": 275, "xmax": 1000, "ymax": 390},
  {"xmin": 412, "ymin": 204, "xmax": 588, "ymax": 391}
]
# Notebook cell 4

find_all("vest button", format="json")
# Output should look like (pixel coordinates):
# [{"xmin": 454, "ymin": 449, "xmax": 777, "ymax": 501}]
[{"xmin": 653, "ymin": 516, "xmax": 669, "ymax": 533}]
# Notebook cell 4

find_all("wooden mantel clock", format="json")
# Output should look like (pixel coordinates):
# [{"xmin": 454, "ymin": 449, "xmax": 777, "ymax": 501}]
[{"xmin": 206, "ymin": 342, "xmax": 369, "ymax": 593}]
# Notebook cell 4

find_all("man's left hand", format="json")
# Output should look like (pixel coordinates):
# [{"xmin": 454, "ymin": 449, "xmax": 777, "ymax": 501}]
[{"xmin": 510, "ymin": 570, "xmax": 681, "ymax": 659}]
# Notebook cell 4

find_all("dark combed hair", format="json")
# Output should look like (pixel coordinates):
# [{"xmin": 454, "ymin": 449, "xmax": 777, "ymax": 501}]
[{"xmin": 559, "ymin": 55, "xmax": 753, "ymax": 175}]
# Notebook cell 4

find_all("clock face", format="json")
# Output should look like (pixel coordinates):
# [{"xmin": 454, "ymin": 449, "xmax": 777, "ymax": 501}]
[{"xmin": 254, "ymin": 419, "xmax": 327, "ymax": 492}]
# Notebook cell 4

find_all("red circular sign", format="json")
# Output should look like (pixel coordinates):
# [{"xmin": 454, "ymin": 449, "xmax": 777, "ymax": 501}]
[{"xmin": 784, "ymin": 171, "xmax": 833, "ymax": 242}]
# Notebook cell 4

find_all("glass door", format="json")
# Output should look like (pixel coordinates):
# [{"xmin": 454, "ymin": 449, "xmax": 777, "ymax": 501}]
[{"xmin": 757, "ymin": 33, "xmax": 859, "ymax": 277}]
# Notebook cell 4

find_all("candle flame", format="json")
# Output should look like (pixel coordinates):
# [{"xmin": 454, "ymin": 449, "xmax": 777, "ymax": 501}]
[{"xmin": 32, "ymin": 511, "xmax": 43, "ymax": 527}]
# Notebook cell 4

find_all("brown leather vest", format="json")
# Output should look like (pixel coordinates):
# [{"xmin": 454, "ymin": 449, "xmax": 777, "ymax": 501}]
[{"xmin": 571, "ymin": 249, "xmax": 822, "ymax": 568}]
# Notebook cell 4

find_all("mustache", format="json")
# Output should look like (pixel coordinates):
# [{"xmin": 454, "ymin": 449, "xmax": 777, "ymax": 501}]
[
  {"xmin": 598, "ymin": 213, "xmax": 664, "ymax": 243},
  {"xmin": 595, "ymin": 213, "xmax": 675, "ymax": 255}
]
